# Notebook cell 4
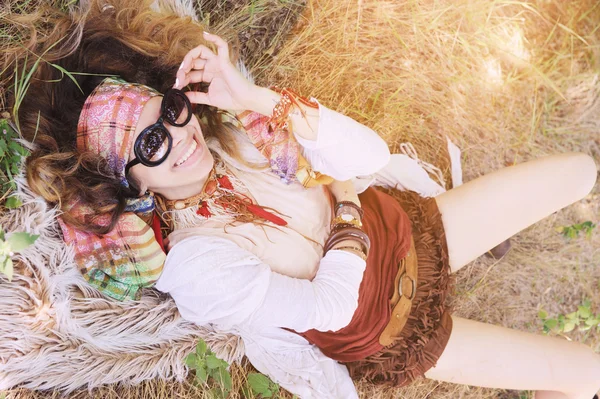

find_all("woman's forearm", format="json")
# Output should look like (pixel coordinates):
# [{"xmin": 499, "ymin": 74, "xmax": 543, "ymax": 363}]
[{"xmin": 248, "ymin": 85, "xmax": 320, "ymax": 141}]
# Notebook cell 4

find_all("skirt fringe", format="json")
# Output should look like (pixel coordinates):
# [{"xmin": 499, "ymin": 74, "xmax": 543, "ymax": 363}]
[{"xmin": 344, "ymin": 187, "xmax": 456, "ymax": 387}]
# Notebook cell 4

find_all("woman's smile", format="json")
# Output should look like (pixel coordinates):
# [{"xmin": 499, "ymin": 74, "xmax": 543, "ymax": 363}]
[{"xmin": 173, "ymin": 133, "xmax": 203, "ymax": 169}]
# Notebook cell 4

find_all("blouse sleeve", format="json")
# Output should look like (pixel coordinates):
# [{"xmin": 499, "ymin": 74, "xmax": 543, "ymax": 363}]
[
  {"xmin": 293, "ymin": 99, "xmax": 391, "ymax": 181},
  {"xmin": 154, "ymin": 235, "xmax": 366, "ymax": 332}
]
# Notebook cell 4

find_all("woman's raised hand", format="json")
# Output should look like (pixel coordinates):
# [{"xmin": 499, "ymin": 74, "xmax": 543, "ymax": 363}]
[{"xmin": 174, "ymin": 32, "xmax": 257, "ymax": 111}]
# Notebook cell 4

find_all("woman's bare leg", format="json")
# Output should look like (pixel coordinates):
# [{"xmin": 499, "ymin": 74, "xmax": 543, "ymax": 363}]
[
  {"xmin": 434, "ymin": 152, "xmax": 597, "ymax": 273},
  {"xmin": 424, "ymin": 153, "xmax": 599, "ymax": 397},
  {"xmin": 424, "ymin": 316, "xmax": 600, "ymax": 399}
]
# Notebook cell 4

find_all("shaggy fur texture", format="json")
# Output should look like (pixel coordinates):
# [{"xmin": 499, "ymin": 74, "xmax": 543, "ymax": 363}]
[
  {"xmin": 0, "ymin": 0, "xmax": 251, "ymax": 393},
  {"xmin": 0, "ymin": 170, "xmax": 246, "ymax": 393}
]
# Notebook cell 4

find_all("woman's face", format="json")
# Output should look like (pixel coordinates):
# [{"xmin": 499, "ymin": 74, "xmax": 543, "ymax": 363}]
[{"xmin": 127, "ymin": 96, "xmax": 214, "ymax": 200}]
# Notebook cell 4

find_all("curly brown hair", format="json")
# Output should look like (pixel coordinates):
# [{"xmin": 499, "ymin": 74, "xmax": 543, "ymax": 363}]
[{"xmin": 10, "ymin": 0, "xmax": 249, "ymax": 235}]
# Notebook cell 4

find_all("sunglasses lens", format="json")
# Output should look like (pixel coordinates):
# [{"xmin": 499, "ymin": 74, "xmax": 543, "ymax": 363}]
[
  {"xmin": 139, "ymin": 126, "xmax": 169, "ymax": 162},
  {"xmin": 164, "ymin": 91, "xmax": 189, "ymax": 125}
]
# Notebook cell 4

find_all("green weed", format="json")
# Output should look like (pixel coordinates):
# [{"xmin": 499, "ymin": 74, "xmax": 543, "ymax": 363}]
[
  {"xmin": 556, "ymin": 221, "xmax": 596, "ymax": 240},
  {"xmin": 0, "ymin": 226, "xmax": 39, "ymax": 280},
  {"xmin": 185, "ymin": 339, "xmax": 232, "ymax": 399},
  {"xmin": 539, "ymin": 299, "xmax": 600, "ymax": 335},
  {"xmin": 0, "ymin": 119, "xmax": 29, "ymax": 201},
  {"xmin": 243, "ymin": 373, "xmax": 280, "ymax": 398}
]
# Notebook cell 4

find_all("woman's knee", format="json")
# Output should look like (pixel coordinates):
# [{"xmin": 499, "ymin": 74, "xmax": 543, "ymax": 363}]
[
  {"xmin": 560, "ymin": 342, "xmax": 600, "ymax": 396},
  {"xmin": 562, "ymin": 152, "xmax": 597, "ymax": 199}
]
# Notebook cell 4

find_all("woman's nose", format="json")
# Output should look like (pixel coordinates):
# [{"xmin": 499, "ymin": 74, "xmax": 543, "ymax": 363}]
[{"xmin": 169, "ymin": 126, "xmax": 189, "ymax": 148}]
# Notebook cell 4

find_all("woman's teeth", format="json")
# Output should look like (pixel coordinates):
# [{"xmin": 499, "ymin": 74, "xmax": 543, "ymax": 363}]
[{"xmin": 175, "ymin": 139, "xmax": 197, "ymax": 166}]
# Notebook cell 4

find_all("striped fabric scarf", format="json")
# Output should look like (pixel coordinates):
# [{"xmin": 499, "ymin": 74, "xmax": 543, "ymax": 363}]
[{"xmin": 57, "ymin": 77, "xmax": 165, "ymax": 301}]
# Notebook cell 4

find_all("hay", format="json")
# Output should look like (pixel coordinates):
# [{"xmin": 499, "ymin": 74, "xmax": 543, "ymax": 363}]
[{"xmin": 253, "ymin": 0, "xmax": 600, "ymax": 397}]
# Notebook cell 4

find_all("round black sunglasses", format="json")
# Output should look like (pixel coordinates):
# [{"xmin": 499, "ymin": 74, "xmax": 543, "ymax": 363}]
[{"xmin": 124, "ymin": 88, "xmax": 193, "ymax": 177}]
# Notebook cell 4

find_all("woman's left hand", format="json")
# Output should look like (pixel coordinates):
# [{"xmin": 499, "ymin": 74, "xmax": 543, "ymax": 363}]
[{"xmin": 174, "ymin": 32, "xmax": 257, "ymax": 111}]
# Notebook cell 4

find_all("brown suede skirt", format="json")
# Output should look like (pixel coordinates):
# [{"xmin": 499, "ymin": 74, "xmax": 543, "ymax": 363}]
[{"xmin": 344, "ymin": 187, "xmax": 456, "ymax": 387}]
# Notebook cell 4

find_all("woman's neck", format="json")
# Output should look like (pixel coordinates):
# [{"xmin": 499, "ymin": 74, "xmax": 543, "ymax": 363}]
[
  {"xmin": 154, "ymin": 152, "xmax": 217, "ymax": 201},
  {"xmin": 159, "ymin": 177, "xmax": 209, "ymax": 201}
]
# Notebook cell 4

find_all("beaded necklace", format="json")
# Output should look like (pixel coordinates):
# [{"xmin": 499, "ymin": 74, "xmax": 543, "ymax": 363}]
[{"xmin": 156, "ymin": 155, "xmax": 288, "ymax": 231}]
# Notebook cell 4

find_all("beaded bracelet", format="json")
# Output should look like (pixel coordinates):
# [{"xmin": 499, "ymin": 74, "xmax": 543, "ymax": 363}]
[
  {"xmin": 330, "ymin": 245, "xmax": 368, "ymax": 261},
  {"xmin": 330, "ymin": 220, "xmax": 363, "ymax": 233},
  {"xmin": 324, "ymin": 226, "xmax": 371, "ymax": 258},
  {"xmin": 334, "ymin": 200, "xmax": 364, "ymax": 219},
  {"xmin": 268, "ymin": 86, "xmax": 319, "ymax": 132}
]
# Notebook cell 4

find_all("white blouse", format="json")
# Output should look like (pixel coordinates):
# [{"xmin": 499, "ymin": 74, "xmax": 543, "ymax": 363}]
[{"xmin": 155, "ymin": 99, "xmax": 463, "ymax": 398}]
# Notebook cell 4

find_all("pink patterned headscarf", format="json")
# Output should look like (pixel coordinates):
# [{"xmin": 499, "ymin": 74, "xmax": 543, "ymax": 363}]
[
  {"xmin": 77, "ymin": 76, "xmax": 161, "ymax": 186},
  {"xmin": 57, "ymin": 77, "xmax": 166, "ymax": 301}
]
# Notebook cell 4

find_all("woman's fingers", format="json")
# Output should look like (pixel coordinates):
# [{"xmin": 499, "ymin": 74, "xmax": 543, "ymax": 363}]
[
  {"xmin": 183, "ymin": 44, "xmax": 217, "ymax": 68},
  {"xmin": 202, "ymin": 31, "xmax": 230, "ymax": 61},
  {"xmin": 179, "ymin": 70, "xmax": 207, "ymax": 88},
  {"xmin": 175, "ymin": 62, "xmax": 209, "ymax": 89},
  {"xmin": 193, "ymin": 58, "xmax": 207, "ymax": 70},
  {"xmin": 185, "ymin": 91, "xmax": 210, "ymax": 105},
  {"xmin": 174, "ymin": 44, "xmax": 216, "ymax": 88}
]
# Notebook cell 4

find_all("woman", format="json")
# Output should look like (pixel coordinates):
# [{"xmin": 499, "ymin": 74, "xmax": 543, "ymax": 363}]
[{"xmin": 21, "ymin": 1, "xmax": 600, "ymax": 398}]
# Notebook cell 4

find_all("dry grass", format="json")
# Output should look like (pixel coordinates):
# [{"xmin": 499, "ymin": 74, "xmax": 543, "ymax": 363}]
[{"xmin": 4, "ymin": 0, "xmax": 600, "ymax": 398}]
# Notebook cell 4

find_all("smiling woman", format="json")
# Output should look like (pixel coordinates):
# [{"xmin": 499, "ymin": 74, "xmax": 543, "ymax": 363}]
[
  {"xmin": 126, "ymin": 91, "xmax": 215, "ymax": 200},
  {"xmin": 10, "ymin": 0, "xmax": 600, "ymax": 398}
]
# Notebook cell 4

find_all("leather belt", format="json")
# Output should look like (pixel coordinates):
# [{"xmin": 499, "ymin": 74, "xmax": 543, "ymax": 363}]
[{"xmin": 379, "ymin": 235, "xmax": 418, "ymax": 347}]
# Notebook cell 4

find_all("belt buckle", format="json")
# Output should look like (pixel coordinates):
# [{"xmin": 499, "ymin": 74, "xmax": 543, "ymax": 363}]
[{"xmin": 398, "ymin": 271, "xmax": 416, "ymax": 300}]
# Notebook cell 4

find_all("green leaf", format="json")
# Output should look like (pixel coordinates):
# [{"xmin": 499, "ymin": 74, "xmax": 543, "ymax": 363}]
[
  {"xmin": 5, "ymin": 196, "xmax": 22, "ymax": 209},
  {"xmin": 8, "ymin": 139, "xmax": 23, "ymax": 153},
  {"xmin": 196, "ymin": 339, "xmax": 207, "ymax": 357},
  {"xmin": 206, "ymin": 354, "xmax": 222, "ymax": 369},
  {"xmin": 48, "ymin": 62, "xmax": 84, "ymax": 94},
  {"xmin": 241, "ymin": 386, "xmax": 252, "ymax": 398},
  {"xmin": 579, "ymin": 324, "xmax": 594, "ymax": 331},
  {"xmin": 6, "ymin": 232, "xmax": 38, "ymax": 252},
  {"xmin": 2, "ymin": 258, "xmax": 13, "ymax": 281},
  {"xmin": 208, "ymin": 387, "xmax": 226, "ymax": 399},
  {"xmin": 581, "ymin": 221, "xmax": 594, "ymax": 229},
  {"xmin": 577, "ymin": 306, "xmax": 591, "ymax": 318},
  {"xmin": 544, "ymin": 318, "xmax": 558, "ymax": 330},
  {"xmin": 566, "ymin": 311, "xmax": 578, "ymax": 320},
  {"xmin": 213, "ymin": 367, "xmax": 232, "ymax": 391},
  {"xmin": 195, "ymin": 366, "xmax": 208, "ymax": 384},
  {"xmin": 537, "ymin": 309, "xmax": 547, "ymax": 319},
  {"xmin": 185, "ymin": 353, "xmax": 197, "ymax": 368},
  {"xmin": 248, "ymin": 373, "xmax": 271, "ymax": 395},
  {"xmin": 585, "ymin": 318, "xmax": 599, "ymax": 326},
  {"xmin": 563, "ymin": 321, "xmax": 576, "ymax": 333}
]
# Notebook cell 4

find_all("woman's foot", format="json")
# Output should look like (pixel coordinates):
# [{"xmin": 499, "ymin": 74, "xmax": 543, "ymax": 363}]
[{"xmin": 484, "ymin": 238, "xmax": 512, "ymax": 259}]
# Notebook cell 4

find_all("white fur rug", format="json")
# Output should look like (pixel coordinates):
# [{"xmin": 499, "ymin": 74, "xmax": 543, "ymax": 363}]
[
  {"xmin": 0, "ymin": 0, "xmax": 249, "ymax": 393},
  {"xmin": 0, "ymin": 171, "xmax": 245, "ymax": 393}
]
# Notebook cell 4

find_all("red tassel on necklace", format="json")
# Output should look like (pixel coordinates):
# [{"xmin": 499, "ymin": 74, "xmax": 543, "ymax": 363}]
[
  {"xmin": 216, "ymin": 175, "xmax": 234, "ymax": 190},
  {"xmin": 197, "ymin": 170, "xmax": 287, "ymax": 226},
  {"xmin": 197, "ymin": 200, "xmax": 212, "ymax": 218},
  {"xmin": 246, "ymin": 203, "xmax": 288, "ymax": 226}
]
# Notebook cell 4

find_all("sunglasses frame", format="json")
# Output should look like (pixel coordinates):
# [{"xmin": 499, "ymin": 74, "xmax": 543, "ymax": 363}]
[{"xmin": 125, "ymin": 88, "xmax": 193, "ymax": 177}]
